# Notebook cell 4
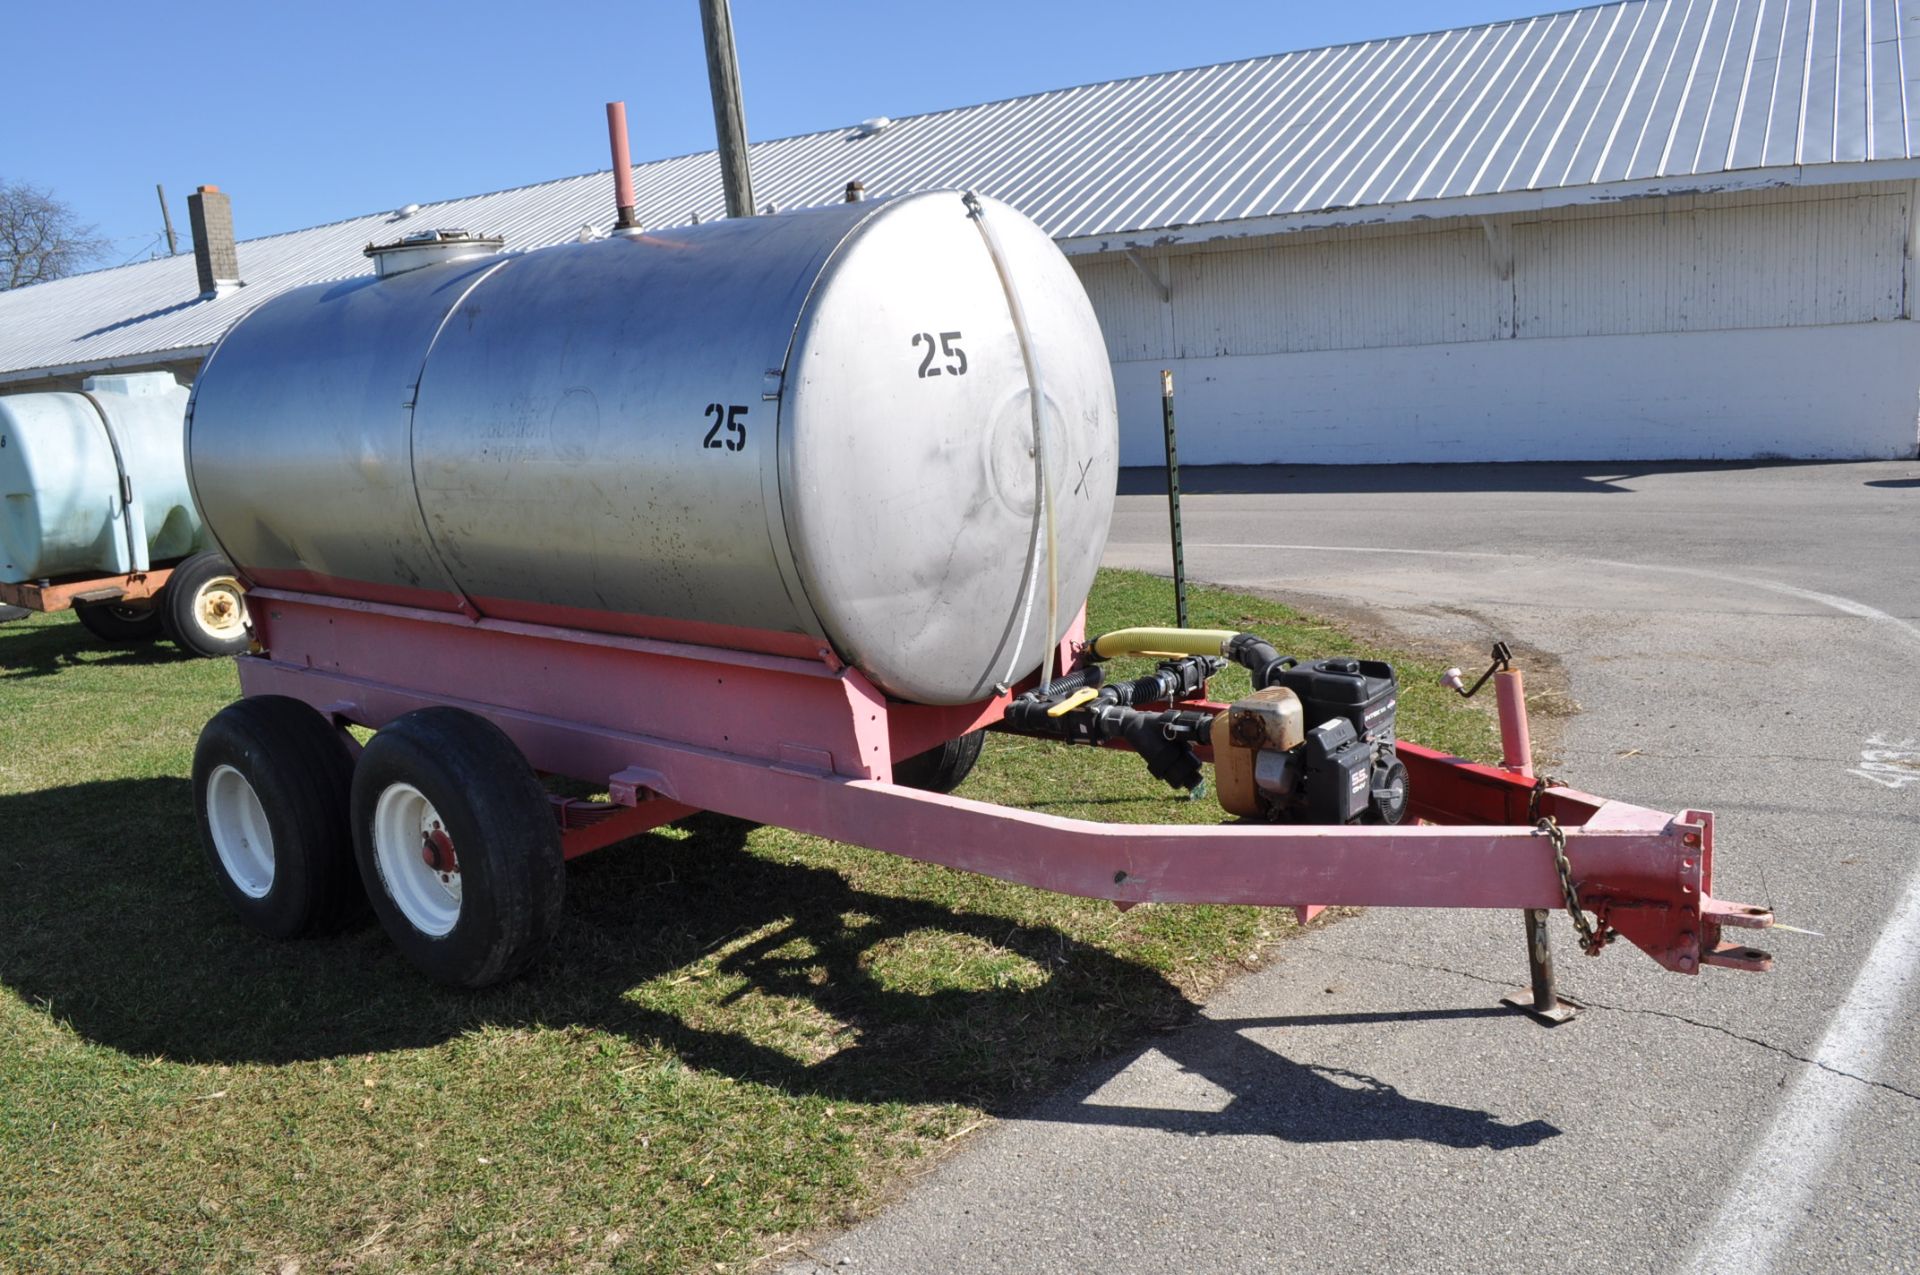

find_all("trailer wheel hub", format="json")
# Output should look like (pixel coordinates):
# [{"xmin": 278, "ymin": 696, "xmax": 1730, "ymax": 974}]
[
  {"xmin": 193, "ymin": 577, "xmax": 248, "ymax": 639},
  {"xmin": 371, "ymin": 781, "xmax": 463, "ymax": 936},
  {"xmin": 421, "ymin": 825, "xmax": 457, "ymax": 874}
]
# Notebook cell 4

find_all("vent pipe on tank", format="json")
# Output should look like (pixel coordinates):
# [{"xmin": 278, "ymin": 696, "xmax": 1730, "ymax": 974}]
[
  {"xmin": 845, "ymin": 180, "xmax": 865, "ymax": 203},
  {"xmin": 606, "ymin": 101, "xmax": 639, "ymax": 231},
  {"xmin": 363, "ymin": 229, "xmax": 504, "ymax": 278}
]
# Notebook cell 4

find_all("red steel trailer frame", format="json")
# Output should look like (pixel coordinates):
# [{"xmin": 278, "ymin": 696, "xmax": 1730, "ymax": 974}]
[
  {"xmin": 4, "ymin": 552, "xmax": 252, "ymax": 659},
  {"xmin": 0, "ymin": 563, "xmax": 177, "ymax": 614},
  {"xmin": 237, "ymin": 587, "xmax": 1774, "ymax": 983}
]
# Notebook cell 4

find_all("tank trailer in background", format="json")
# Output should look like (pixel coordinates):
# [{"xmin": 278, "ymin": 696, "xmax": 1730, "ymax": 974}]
[
  {"xmin": 0, "ymin": 372, "xmax": 248, "ymax": 657},
  {"xmin": 178, "ymin": 190, "xmax": 1773, "ymax": 998}
]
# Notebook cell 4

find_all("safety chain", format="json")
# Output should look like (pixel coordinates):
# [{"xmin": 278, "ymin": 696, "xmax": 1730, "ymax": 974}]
[
  {"xmin": 1535, "ymin": 814, "xmax": 1620, "ymax": 957},
  {"xmin": 1526, "ymin": 774, "xmax": 1567, "ymax": 823}
]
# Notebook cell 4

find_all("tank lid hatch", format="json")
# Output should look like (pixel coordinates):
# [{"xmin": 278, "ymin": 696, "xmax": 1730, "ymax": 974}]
[{"xmin": 364, "ymin": 228, "xmax": 505, "ymax": 278}]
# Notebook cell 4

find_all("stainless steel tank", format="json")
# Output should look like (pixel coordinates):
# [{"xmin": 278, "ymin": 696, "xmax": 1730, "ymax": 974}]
[{"xmin": 187, "ymin": 192, "xmax": 1117, "ymax": 705}]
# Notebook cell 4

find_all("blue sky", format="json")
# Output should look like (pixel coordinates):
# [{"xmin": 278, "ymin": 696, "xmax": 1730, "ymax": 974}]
[{"xmin": 8, "ymin": 1, "xmax": 1580, "ymax": 262}]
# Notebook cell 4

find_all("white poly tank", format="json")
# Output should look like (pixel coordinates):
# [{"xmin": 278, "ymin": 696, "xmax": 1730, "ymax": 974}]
[
  {"xmin": 188, "ymin": 193, "xmax": 1119, "ymax": 705},
  {"xmin": 0, "ymin": 372, "xmax": 202, "ymax": 584}
]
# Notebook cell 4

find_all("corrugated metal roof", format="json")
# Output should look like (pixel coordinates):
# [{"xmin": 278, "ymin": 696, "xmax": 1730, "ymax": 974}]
[{"xmin": 4, "ymin": 0, "xmax": 1917, "ymax": 383}]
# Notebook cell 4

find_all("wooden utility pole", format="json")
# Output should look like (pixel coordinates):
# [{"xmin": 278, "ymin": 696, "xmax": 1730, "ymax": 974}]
[
  {"xmin": 698, "ymin": 0, "xmax": 755, "ymax": 218},
  {"xmin": 155, "ymin": 183, "xmax": 178, "ymax": 255}
]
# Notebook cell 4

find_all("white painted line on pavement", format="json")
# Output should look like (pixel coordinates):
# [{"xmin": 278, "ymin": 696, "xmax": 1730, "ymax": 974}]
[
  {"xmin": 1111, "ymin": 541, "xmax": 1920, "ymax": 646},
  {"xmin": 1119, "ymin": 540, "xmax": 1514, "ymax": 560},
  {"xmin": 1610, "ymin": 562, "xmax": 1920, "ymax": 648},
  {"xmin": 1683, "ymin": 862, "xmax": 1920, "ymax": 1274}
]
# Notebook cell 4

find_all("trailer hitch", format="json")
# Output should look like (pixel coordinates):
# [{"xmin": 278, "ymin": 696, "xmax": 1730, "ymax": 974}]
[
  {"xmin": 1583, "ymin": 808, "xmax": 1774, "ymax": 972},
  {"xmin": 1567, "ymin": 807, "xmax": 1774, "ymax": 973}
]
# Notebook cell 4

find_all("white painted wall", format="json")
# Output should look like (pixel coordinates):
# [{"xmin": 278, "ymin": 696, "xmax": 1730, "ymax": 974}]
[
  {"xmin": 1077, "ymin": 182, "xmax": 1920, "ymax": 463},
  {"xmin": 1109, "ymin": 322, "xmax": 1920, "ymax": 465}
]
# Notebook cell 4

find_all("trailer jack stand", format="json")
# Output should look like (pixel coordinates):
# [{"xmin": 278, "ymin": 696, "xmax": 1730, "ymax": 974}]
[
  {"xmin": 1478, "ymin": 653, "xmax": 1581, "ymax": 1025},
  {"xmin": 1502, "ymin": 907, "xmax": 1580, "ymax": 1025}
]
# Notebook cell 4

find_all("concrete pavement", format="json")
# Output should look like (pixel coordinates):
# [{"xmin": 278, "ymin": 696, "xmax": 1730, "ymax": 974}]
[{"xmin": 782, "ymin": 460, "xmax": 1920, "ymax": 1275}]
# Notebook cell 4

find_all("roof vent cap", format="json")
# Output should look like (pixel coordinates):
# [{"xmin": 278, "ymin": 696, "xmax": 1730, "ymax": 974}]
[
  {"xmin": 854, "ymin": 117, "xmax": 892, "ymax": 138},
  {"xmin": 364, "ymin": 228, "xmax": 504, "ymax": 278}
]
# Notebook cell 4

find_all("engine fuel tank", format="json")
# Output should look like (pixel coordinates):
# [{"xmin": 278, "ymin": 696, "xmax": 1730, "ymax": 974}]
[{"xmin": 186, "ymin": 192, "xmax": 1117, "ymax": 705}]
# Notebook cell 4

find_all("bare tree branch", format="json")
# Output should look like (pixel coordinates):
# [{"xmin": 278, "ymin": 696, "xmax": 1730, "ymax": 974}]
[{"xmin": 0, "ymin": 178, "xmax": 111, "ymax": 290}]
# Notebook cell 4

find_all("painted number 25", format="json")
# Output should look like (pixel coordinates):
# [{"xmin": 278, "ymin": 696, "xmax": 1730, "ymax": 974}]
[
  {"xmin": 703, "ymin": 403, "xmax": 748, "ymax": 452},
  {"xmin": 912, "ymin": 331, "xmax": 967, "ymax": 378}
]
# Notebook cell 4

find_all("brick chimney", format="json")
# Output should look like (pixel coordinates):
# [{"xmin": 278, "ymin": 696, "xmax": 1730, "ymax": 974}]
[{"xmin": 186, "ymin": 185, "xmax": 241, "ymax": 298}]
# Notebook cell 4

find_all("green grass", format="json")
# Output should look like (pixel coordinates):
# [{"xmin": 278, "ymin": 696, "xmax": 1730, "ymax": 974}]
[{"xmin": 0, "ymin": 570, "xmax": 1496, "ymax": 1273}]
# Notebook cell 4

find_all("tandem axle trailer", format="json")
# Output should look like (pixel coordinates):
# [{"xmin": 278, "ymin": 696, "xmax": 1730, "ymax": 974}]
[{"xmin": 192, "ymin": 588, "xmax": 1774, "ymax": 1000}]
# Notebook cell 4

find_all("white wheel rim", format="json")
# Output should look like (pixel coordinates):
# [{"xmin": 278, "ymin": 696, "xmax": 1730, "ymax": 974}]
[
  {"xmin": 191, "ymin": 576, "xmax": 248, "ymax": 641},
  {"xmin": 372, "ymin": 781, "xmax": 462, "ymax": 937},
  {"xmin": 206, "ymin": 763, "xmax": 274, "ymax": 898}
]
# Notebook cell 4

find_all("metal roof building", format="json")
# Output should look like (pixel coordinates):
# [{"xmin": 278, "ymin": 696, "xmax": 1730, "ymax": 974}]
[{"xmin": 3, "ymin": 0, "xmax": 1918, "ymax": 461}]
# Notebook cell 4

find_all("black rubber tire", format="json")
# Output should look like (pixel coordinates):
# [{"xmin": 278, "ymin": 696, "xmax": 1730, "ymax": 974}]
[
  {"xmin": 193, "ymin": 695, "xmax": 362, "ymax": 938},
  {"xmin": 161, "ymin": 551, "xmax": 251, "ymax": 657},
  {"xmin": 893, "ymin": 730, "xmax": 987, "ymax": 794},
  {"xmin": 73, "ymin": 599, "xmax": 164, "ymax": 643},
  {"xmin": 0, "ymin": 603, "xmax": 28, "ymax": 624},
  {"xmin": 350, "ymin": 707, "xmax": 564, "ymax": 988}
]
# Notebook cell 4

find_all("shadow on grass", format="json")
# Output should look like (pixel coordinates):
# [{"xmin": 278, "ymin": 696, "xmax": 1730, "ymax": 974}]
[
  {"xmin": 0, "ymin": 611, "xmax": 193, "ymax": 680},
  {"xmin": 0, "ymin": 777, "xmax": 1554, "ymax": 1148}
]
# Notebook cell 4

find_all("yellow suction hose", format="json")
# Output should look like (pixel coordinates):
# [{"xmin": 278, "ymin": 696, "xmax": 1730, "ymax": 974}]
[{"xmin": 1088, "ymin": 627, "xmax": 1240, "ymax": 661}]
